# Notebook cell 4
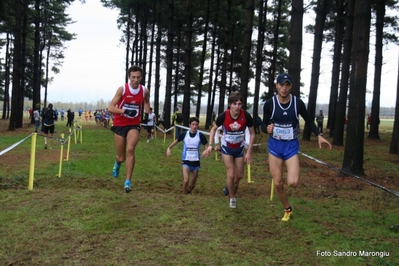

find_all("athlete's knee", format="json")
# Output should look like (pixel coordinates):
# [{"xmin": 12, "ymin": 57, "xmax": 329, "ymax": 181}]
[
  {"xmin": 288, "ymin": 180, "xmax": 298, "ymax": 187},
  {"xmin": 273, "ymin": 179, "xmax": 285, "ymax": 189}
]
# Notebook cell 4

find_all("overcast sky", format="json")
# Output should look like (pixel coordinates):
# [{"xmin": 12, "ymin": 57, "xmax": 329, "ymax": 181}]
[{"xmin": 40, "ymin": 0, "xmax": 399, "ymax": 108}]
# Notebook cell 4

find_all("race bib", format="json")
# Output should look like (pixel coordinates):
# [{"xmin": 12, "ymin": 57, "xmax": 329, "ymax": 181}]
[{"xmin": 272, "ymin": 123, "xmax": 294, "ymax": 140}]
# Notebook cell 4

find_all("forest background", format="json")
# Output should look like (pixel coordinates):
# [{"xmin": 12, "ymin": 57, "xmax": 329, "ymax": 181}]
[{"xmin": 1, "ymin": 0, "xmax": 399, "ymax": 175}]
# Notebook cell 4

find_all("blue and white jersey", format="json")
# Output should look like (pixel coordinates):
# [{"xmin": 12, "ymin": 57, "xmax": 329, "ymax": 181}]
[
  {"xmin": 182, "ymin": 130, "xmax": 201, "ymax": 162},
  {"xmin": 270, "ymin": 95, "xmax": 300, "ymax": 140}
]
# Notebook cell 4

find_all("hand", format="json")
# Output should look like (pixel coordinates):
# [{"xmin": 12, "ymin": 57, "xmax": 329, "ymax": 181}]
[
  {"xmin": 124, "ymin": 109, "xmax": 137, "ymax": 117},
  {"xmin": 142, "ymin": 113, "xmax": 149, "ymax": 124}
]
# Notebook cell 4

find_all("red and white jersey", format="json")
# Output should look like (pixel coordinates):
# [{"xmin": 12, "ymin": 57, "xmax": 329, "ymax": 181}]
[
  {"xmin": 113, "ymin": 83, "xmax": 146, "ymax": 127},
  {"xmin": 218, "ymin": 109, "xmax": 252, "ymax": 149}
]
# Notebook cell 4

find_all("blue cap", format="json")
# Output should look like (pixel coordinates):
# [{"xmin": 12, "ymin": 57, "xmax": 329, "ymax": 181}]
[{"xmin": 276, "ymin": 73, "xmax": 292, "ymax": 84}]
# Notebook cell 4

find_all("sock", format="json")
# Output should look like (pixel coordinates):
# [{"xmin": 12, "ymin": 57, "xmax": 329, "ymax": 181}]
[
  {"xmin": 125, "ymin": 180, "xmax": 131, "ymax": 186},
  {"xmin": 284, "ymin": 206, "xmax": 292, "ymax": 212}
]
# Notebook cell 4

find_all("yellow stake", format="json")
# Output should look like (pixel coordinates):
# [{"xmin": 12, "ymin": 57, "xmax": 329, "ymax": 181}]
[
  {"xmin": 65, "ymin": 128, "xmax": 71, "ymax": 161},
  {"xmin": 28, "ymin": 133, "xmax": 37, "ymax": 190},
  {"xmin": 270, "ymin": 179, "xmax": 274, "ymax": 201},
  {"xmin": 74, "ymin": 122, "xmax": 77, "ymax": 144},
  {"xmin": 58, "ymin": 133, "xmax": 64, "ymax": 177},
  {"xmin": 80, "ymin": 125, "xmax": 83, "ymax": 143}
]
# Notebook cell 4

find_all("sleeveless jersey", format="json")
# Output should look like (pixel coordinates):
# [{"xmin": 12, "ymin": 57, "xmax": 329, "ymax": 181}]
[
  {"xmin": 113, "ymin": 84, "xmax": 145, "ymax": 127},
  {"xmin": 270, "ymin": 95, "xmax": 300, "ymax": 140},
  {"xmin": 221, "ymin": 109, "xmax": 248, "ymax": 149},
  {"xmin": 147, "ymin": 112, "xmax": 156, "ymax": 126},
  {"xmin": 182, "ymin": 131, "xmax": 201, "ymax": 162}
]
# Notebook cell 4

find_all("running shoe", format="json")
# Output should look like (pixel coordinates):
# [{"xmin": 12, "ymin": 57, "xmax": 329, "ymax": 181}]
[
  {"xmin": 124, "ymin": 180, "xmax": 132, "ymax": 193},
  {"xmin": 282, "ymin": 210, "xmax": 293, "ymax": 221},
  {"xmin": 112, "ymin": 161, "xmax": 120, "ymax": 178},
  {"xmin": 44, "ymin": 143, "xmax": 48, "ymax": 149},
  {"xmin": 223, "ymin": 186, "xmax": 229, "ymax": 196},
  {"xmin": 229, "ymin": 198, "xmax": 236, "ymax": 208}
]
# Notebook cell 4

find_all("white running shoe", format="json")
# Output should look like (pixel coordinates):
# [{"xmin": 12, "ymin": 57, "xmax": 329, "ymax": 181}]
[{"xmin": 229, "ymin": 198, "xmax": 236, "ymax": 208}]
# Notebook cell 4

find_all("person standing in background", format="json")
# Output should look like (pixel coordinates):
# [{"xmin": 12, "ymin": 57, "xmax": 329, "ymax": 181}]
[
  {"xmin": 33, "ymin": 107, "xmax": 40, "ymax": 132},
  {"xmin": 146, "ymin": 107, "xmax": 157, "ymax": 142},
  {"xmin": 316, "ymin": 110, "xmax": 324, "ymax": 134},
  {"xmin": 42, "ymin": 103, "xmax": 56, "ymax": 149}
]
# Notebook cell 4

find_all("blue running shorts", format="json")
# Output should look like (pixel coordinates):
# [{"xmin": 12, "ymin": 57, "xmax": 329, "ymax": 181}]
[
  {"xmin": 182, "ymin": 164, "xmax": 200, "ymax": 171},
  {"xmin": 220, "ymin": 145, "xmax": 245, "ymax": 158},
  {"xmin": 268, "ymin": 137, "xmax": 299, "ymax": 160}
]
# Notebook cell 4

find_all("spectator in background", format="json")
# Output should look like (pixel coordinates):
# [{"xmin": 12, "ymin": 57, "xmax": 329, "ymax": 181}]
[
  {"xmin": 158, "ymin": 110, "xmax": 165, "ymax": 129},
  {"xmin": 33, "ymin": 107, "xmax": 40, "ymax": 132},
  {"xmin": 316, "ymin": 110, "xmax": 324, "ymax": 134},
  {"xmin": 366, "ymin": 114, "xmax": 371, "ymax": 130},
  {"xmin": 42, "ymin": 103, "xmax": 56, "ymax": 149},
  {"xmin": 60, "ymin": 109, "xmax": 65, "ymax": 121},
  {"xmin": 145, "ymin": 107, "xmax": 157, "ymax": 142},
  {"xmin": 66, "ymin": 109, "xmax": 74, "ymax": 127},
  {"xmin": 172, "ymin": 107, "xmax": 183, "ymax": 139}
]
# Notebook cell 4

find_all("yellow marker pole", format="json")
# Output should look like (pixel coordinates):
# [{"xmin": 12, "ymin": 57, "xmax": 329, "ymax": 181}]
[
  {"xmin": 74, "ymin": 122, "xmax": 77, "ymax": 144},
  {"xmin": 58, "ymin": 133, "xmax": 64, "ymax": 177},
  {"xmin": 80, "ymin": 125, "xmax": 83, "ymax": 143},
  {"xmin": 247, "ymin": 163, "xmax": 254, "ymax": 183},
  {"xmin": 65, "ymin": 128, "xmax": 71, "ymax": 161},
  {"xmin": 163, "ymin": 132, "xmax": 166, "ymax": 143},
  {"xmin": 270, "ymin": 179, "xmax": 274, "ymax": 201},
  {"xmin": 28, "ymin": 133, "xmax": 37, "ymax": 190}
]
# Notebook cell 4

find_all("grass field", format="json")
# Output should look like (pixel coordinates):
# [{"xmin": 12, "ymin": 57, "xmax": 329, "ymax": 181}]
[{"xmin": 0, "ymin": 118, "xmax": 398, "ymax": 265}]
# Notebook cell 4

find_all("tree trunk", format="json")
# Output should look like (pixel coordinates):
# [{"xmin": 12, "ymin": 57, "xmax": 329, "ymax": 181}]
[
  {"xmin": 389, "ymin": 53, "xmax": 399, "ymax": 154},
  {"xmin": 32, "ymin": 0, "xmax": 41, "ymax": 124},
  {"xmin": 288, "ymin": 0, "xmax": 303, "ymax": 97},
  {"xmin": 219, "ymin": 0, "xmax": 232, "ymax": 114},
  {"xmin": 164, "ymin": 0, "xmax": 175, "ymax": 129},
  {"xmin": 182, "ymin": 0, "xmax": 193, "ymax": 126},
  {"xmin": 205, "ymin": 2, "xmax": 220, "ymax": 129},
  {"xmin": 268, "ymin": 0, "xmax": 283, "ymax": 98},
  {"xmin": 327, "ymin": 0, "xmax": 344, "ymax": 136},
  {"xmin": 9, "ymin": 0, "xmax": 26, "ymax": 130},
  {"xmin": 368, "ymin": 0, "xmax": 385, "ymax": 140},
  {"xmin": 303, "ymin": 0, "xmax": 329, "ymax": 140},
  {"xmin": 342, "ymin": 0, "xmax": 372, "ymax": 175},
  {"xmin": 333, "ymin": 0, "xmax": 355, "ymax": 146},
  {"xmin": 196, "ymin": 0, "xmax": 211, "ymax": 119},
  {"xmin": 253, "ymin": 0, "xmax": 267, "ymax": 120},
  {"xmin": 240, "ymin": 0, "xmax": 255, "ymax": 109}
]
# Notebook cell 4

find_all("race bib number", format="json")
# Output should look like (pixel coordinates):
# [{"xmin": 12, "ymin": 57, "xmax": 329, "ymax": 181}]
[
  {"xmin": 186, "ymin": 149, "xmax": 199, "ymax": 161},
  {"xmin": 273, "ymin": 123, "xmax": 294, "ymax": 140}
]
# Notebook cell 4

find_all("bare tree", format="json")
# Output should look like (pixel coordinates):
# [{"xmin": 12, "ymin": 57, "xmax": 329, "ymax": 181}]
[{"xmin": 342, "ymin": 0, "xmax": 372, "ymax": 175}]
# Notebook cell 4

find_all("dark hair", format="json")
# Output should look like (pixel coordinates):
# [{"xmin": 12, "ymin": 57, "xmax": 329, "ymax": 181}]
[
  {"xmin": 48, "ymin": 103, "xmax": 53, "ymax": 110},
  {"xmin": 128, "ymin": 65, "xmax": 143, "ymax": 76},
  {"xmin": 189, "ymin": 117, "xmax": 199, "ymax": 124},
  {"xmin": 228, "ymin": 91, "xmax": 243, "ymax": 105}
]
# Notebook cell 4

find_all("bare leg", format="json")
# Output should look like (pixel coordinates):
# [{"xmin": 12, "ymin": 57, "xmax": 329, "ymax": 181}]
[
  {"xmin": 125, "ymin": 129, "xmax": 140, "ymax": 181},
  {"xmin": 182, "ymin": 166, "xmax": 190, "ymax": 194},
  {"xmin": 188, "ymin": 170, "xmax": 199, "ymax": 193}
]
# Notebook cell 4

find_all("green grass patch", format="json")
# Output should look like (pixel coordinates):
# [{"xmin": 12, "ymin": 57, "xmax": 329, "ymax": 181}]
[{"xmin": 0, "ymin": 120, "xmax": 398, "ymax": 265}]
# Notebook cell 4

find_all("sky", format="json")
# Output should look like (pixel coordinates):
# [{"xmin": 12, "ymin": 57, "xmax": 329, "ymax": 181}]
[{"xmin": 36, "ymin": 0, "xmax": 399, "ymax": 108}]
